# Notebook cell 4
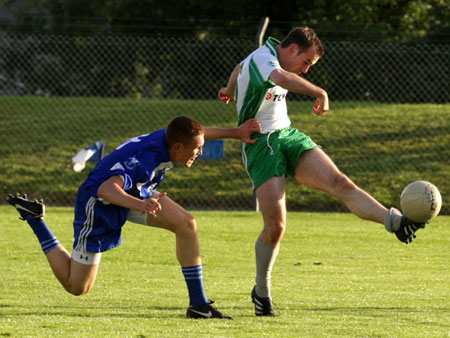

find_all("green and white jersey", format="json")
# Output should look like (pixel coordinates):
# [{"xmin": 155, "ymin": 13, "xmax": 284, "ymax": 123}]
[{"xmin": 236, "ymin": 37, "xmax": 290, "ymax": 133}]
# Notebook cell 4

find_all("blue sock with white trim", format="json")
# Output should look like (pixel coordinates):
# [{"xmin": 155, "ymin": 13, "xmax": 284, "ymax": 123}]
[
  {"xmin": 182, "ymin": 265, "xmax": 208, "ymax": 306},
  {"xmin": 26, "ymin": 216, "xmax": 60, "ymax": 254}
]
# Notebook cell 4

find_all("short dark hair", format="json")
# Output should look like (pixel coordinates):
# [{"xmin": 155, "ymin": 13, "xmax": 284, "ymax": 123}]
[
  {"xmin": 165, "ymin": 115, "xmax": 204, "ymax": 148},
  {"xmin": 280, "ymin": 27, "xmax": 324, "ymax": 57}
]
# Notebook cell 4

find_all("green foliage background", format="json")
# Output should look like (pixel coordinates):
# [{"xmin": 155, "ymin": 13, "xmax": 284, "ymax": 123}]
[{"xmin": 2, "ymin": 0, "xmax": 449, "ymax": 43}]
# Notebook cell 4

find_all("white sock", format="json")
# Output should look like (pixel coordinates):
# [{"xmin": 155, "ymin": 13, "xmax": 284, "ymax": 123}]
[
  {"xmin": 384, "ymin": 207, "xmax": 403, "ymax": 233},
  {"xmin": 255, "ymin": 239, "xmax": 280, "ymax": 298}
]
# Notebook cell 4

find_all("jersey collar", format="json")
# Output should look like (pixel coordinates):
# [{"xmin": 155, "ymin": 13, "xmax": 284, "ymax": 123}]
[
  {"xmin": 264, "ymin": 37, "xmax": 281, "ymax": 60},
  {"xmin": 160, "ymin": 129, "xmax": 171, "ymax": 157}
]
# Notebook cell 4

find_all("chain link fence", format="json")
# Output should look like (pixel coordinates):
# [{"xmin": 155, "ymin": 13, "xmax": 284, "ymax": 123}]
[{"xmin": 0, "ymin": 31, "xmax": 448, "ymax": 213}]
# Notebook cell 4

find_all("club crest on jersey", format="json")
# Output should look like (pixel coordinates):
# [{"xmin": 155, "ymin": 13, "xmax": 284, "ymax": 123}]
[
  {"xmin": 124, "ymin": 157, "xmax": 140, "ymax": 170},
  {"xmin": 267, "ymin": 61, "xmax": 279, "ymax": 67}
]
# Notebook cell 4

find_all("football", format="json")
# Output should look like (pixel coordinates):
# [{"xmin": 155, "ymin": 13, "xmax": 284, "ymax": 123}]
[{"xmin": 400, "ymin": 180, "xmax": 442, "ymax": 223}]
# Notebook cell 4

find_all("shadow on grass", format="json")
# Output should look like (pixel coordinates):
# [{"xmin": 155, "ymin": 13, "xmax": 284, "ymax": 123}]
[{"xmin": 2, "ymin": 303, "xmax": 449, "ymax": 326}]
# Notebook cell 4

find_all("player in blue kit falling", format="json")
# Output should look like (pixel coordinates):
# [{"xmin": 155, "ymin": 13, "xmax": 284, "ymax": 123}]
[{"xmin": 7, "ymin": 115, "xmax": 261, "ymax": 319}]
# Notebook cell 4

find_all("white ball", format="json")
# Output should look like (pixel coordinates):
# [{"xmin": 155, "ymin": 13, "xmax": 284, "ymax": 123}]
[{"xmin": 400, "ymin": 180, "xmax": 442, "ymax": 223}]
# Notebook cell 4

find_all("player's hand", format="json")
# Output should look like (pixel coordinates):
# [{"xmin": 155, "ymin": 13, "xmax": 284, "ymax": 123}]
[
  {"xmin": 313, "ymin": 91, "xmax": 329, "ymax": 116},
  {"xmin": 238, "ymin": 118, "xmax": 262, "ymax": 144},
  {"xmin": 218, "ymin": 87, "xmax": 235, "ymax": 104},
  {"xmin": 143, "ymin": 192, "xmax": 167, "ymax": 217}
]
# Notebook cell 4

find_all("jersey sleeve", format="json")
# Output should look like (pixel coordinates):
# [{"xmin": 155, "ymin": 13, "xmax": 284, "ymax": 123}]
[
  {"xmin": 107, "ymin": 155, "xmax": 156, "ymax": 192},
  {"xmin": 105, "ymin": 162, "xmax": 136, "ymax": 191},
  {"xmin": 252, "ymin": 52, "xmax": 281, "ymax": 83}
]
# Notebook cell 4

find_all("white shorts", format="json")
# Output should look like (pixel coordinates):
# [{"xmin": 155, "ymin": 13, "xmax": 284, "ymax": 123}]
[
  {"xmin": 72, "ymin": 247, "xmax": 102, "ymax": 265},
  {"xmin": 126, "ymin": 190, "xmax": 162, "ymax": 226}
]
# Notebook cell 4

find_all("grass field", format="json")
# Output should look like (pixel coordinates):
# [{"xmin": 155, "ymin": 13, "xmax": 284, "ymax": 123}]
[{"xmin": 1, "ymin": 206, "xmax": 449, "ymax": 337}]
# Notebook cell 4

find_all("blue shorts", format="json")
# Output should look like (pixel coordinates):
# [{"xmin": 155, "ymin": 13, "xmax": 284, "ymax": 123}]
[{"xmin": 73, "ymin": 183, "xmax": 129, "ymax": 253}]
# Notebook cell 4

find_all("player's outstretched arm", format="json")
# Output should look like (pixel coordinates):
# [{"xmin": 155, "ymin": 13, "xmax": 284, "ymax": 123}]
[
  {"xmin": 218, "ymin": 64, "xmax": 241, "ymax": 104},
  {"xmin": 270, "ymin": 68, "xmax": 329, "ymax": 116},
  {"xmin": 97, "ymin": 175, "xmax": 166, "ymax": 216},
  {"xmin": 204, "ymin": 118, "xmax": 261, "ymax": 144}
]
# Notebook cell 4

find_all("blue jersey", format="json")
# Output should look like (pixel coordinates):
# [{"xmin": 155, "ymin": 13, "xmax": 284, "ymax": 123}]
[
  {"xmin": 82, "ymin": 128, "xmax": 173, "ymax": 200},
  {"xmin": 72, "ymin": 129, "xmax": 173, "ymax": 253}
]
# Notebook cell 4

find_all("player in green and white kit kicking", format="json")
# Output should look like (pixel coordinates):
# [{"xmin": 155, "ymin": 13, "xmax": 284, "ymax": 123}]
[{"xmin": 218, "ymin": 27, "xmax": 426, "ymax": 316}]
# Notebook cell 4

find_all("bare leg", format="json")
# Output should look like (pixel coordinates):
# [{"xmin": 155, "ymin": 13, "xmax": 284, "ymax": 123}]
[
  {"xmin": 45, "ymin": 245, "xmax": 99, "ymax": 295},
  {"xmin": 256, "ymin": 176, "xmax": 287, "ymax": 246},
  {"xmin": 145, "ymin": 195, "xmax": 214, "ymax": 308},
  {"xmin": 253, "ymin": 176, "xmax": 287, "ymax": 297},
  {"xmin": 295, "ymin": 148, "xmax": 387, "ymax": 224},
  {"xmin": 146, "ymin": 195, "xmax": 201, "ymax": 267}
]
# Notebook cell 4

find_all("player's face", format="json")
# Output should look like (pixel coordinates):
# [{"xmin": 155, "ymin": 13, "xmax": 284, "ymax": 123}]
[
  {"xmin": 283, "ymin": 45, "xmax": 320, "ymax": 75},
  {"xmin": 177, "ymin": 134, "xmax": 204, "ymax": 168}
]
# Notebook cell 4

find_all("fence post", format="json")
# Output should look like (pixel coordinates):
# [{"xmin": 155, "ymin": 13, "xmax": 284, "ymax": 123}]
[{"xmin": 255, "ymin": 17, "xmax": 270, "ymax": 48}]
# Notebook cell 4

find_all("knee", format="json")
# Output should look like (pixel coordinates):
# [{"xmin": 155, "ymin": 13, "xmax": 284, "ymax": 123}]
[
  {"xmin": 184, "ymin": 214, "xmax": 198, "ymax": 235},
  {"xmin": 332, "ymin": 173, "xmax": 357, "ymax": 195},
  {"xmin": 177, "ymin": 213, "xmax": 198, "ymax": 237},
  {"xmin": 265, "ymin": 220, "xmax": 286, "ymax": 243},
  {"xmin": 63, "ymin": 277, "xmax": 95, "ymax": 296},
  {"xmin": 65, "ymin": 284, "xmax": 91, "ymax": 296}
]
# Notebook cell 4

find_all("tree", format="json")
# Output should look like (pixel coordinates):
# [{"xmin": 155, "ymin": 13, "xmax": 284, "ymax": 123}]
[{"xmin": 2, "ymin": 0, "xmax": 449, "ymax": 42}]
